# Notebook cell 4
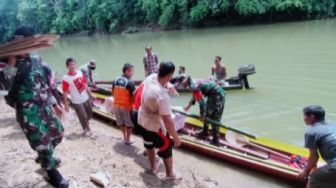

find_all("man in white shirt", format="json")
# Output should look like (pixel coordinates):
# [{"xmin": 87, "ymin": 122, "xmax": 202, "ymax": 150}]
[
  {"xmin": 62, "ymin": 57, "xmax": 93, "ymax": 135},
  {"xmin": 138, "ymin": 61, "xmax": 182, "ymax": 180}
]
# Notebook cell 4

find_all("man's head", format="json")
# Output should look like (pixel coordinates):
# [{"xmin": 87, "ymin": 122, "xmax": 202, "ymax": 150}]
[
  {"xmin": 145, "ymin": 46, "xmax": 152, "ymax": 55},
  {"xmin": 303, "ymin": 105, "xmax": 325, "ymax": 125},
  {"xmin": 215, "ymin": 56, "xmax": 221, "ymax": 65},
  {"xmin": 122, "ymin": 63, "xmax": 134, "ymax": 78},
  {"xmin": 88, "ymin": 60, "xmax": 96, "ymax": 70},
  {"xmin": 10, "ymin": 26, "xmax": 35, "ymax": 41},
  {"xmin": 65, "ymin": 57, "xmax": 76, "ymax": 72},
  {"xmin": 178, "ymin": 66, "xmax": 185, "ymax": 75},
  {"xmin": 158, "ymin": 61, "xmax": 175, "ymax": 84}
]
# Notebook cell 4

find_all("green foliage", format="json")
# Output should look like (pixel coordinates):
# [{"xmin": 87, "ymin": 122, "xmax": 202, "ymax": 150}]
[
  {"xmin": 275, "ymin": 0, "xmax": 307, "ymax": 11},
  {"xmin": 310, "ymin": 0, "xmax": 335, "ymax": 17},
  {"xmin": 190, "ymin": 0, "xmax": 211, "ymax": 24},
  {"xmin": 0, "ymin": 0, "xmax": 19, "ymax": 43},
  {"xmin": 138, "ymin": 0, "xmax": 160, "ymax": 23},
  {"xmin": 0, "ymin": 0, "xmax": 335, "ymax": 40},
  {"xmin": 211, "ymin": 0, "xmax": 231, "ymax": 16},
  {"xmin": 159, "ymin": 0, "xmax": 177, "ymax": 28},
  {"xmin": 235, "ymin": 0, "xmax": 273, "ymax": 16}
]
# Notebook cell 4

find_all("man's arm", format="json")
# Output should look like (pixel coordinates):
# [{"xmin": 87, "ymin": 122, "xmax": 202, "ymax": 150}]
[
  {"xmin": 162, "ymin": 115, "xmax": 181, "ymax": 147},
  {"xmin": 62, "ymin": 80, "xmax": 70, "ymax": 112},
  {"xmin": 210, "ymin": 66, "xmax": 215, "ymax": 80},
  {"xmin": 223, "ymin": 66, "xmax": 227, "ymax": 79},
  {"xmin": 63, "ymin": 90, "xmax": 69, "ymax": 112},
  {"xmin": 298, "ymin": 148, "xmax": 319, "ymax": 179},
  {"xmin": 143, "ymin": 56, "xmax": 148, "ymax": 75}
]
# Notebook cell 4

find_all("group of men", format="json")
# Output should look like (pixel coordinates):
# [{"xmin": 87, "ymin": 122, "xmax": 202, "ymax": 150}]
[{"xmin": 2, "ymin": 27, "xmax": 336, "ymax": 188}]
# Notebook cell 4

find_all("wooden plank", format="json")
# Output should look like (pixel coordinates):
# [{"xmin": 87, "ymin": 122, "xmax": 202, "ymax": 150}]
[
  {"xmin": 0, "ymin": 41, "xmax": 51, "ymax": 55},
  {"xmin": 220, "ymin": 139, "xmax": 269, "ymax": 159},
  {"xmin": 0, "ymin": 35, "xmax": 59, "ymax": 59},
  {"xmin": 180, "ymin": 127, "xmax": 268, "ymax": 159},
  {"xmin": 0, "ymin": 35, "xmax": 37, "ymax": 49},
  {"xmin": 0, "ymin": 36, "xmax": 57, "ymax": 54},
  {"xmin": 248, "ymin": 142, "xmax": 291, "ymax": 161},
  {"xmin": 0, "ymin": 44, "xmax": 52, "ymax": 58}
]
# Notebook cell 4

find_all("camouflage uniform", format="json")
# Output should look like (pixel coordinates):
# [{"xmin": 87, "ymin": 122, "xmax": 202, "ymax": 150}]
[
  {"xmin": 189, "ymin": 80, "xmax": 225, "ymax": 144},
  {"xmin": 5, "ymin": 57, "xmax": 64, "ymax": 170}
]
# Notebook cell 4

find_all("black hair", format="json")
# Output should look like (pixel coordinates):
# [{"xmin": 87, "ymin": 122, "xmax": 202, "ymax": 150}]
[
  {"xmin": 303, "ymin": 105, "xmax": 325, "ymax": 122},
  {"xmin": 14, "ymin": 26, "xmax": 35, "ymax": 37},
  {"xmin": 9, "ymin": 26, "xmax": 35, "ymax": 42},
  {"xmin": 215, "ymin": 56, "xmax": 222, "ymax": 61},
  {"xmin": 122, "ymin": 63, "xmax": 134, "ymax": 73},
  {"xmin": 65, "ymin": 57, "xmax": 75, "ymax": 67},
  {"xmin": 179, "ymin": 66, "xmax": 185, "ymax": 72},
  {"xmin": 158, "ymin": 61, "xmax": 175, "ymax": 78}
]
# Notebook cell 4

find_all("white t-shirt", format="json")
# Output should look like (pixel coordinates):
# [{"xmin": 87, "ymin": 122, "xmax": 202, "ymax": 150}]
[
  {"xmin": 138, "ymin": 74, "xmax": 171, "ymax": 132},
  {"xmin": 62, "ymin": 70, "xmax": 89, "ymax": 104}
]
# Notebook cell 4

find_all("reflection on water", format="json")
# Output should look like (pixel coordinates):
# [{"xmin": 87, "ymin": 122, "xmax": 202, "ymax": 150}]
[{"xmin": 40, "ymin": 19, "xmax": 336, "ymax": 187}]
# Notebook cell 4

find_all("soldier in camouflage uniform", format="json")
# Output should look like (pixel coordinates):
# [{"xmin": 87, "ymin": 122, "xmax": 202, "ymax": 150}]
[
  {"xmin": 184, "ymin": 77, "xmax": 226, "ymax": 146},
  {"xmin": 4, "ymin": 27, "xmax": 68, "ymax": 188}
]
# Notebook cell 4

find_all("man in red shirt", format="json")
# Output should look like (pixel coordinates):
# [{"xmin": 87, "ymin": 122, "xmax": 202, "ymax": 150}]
[{"xmin": 62, "ymin": 58, "xmax": 93, "ymax": 135}]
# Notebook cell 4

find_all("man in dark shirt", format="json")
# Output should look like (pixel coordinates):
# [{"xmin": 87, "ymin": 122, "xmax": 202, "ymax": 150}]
[{"xmin": 298, "ymin": 105, "xmax": 336, "ymax": 188}]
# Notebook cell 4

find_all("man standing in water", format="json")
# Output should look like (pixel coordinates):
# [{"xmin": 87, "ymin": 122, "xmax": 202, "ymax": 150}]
[
  {"xmin": 184, "ymin": 77, "xmax": 225, "ymax": 146},
  {"xmin": 210, "ymin": 56, "xmax": 227, "ymax": 85},
  {"xmin": 112, "ymin": 63, "xmax": 136, "ymax": 144},
  {"xmin": 138, "ymin": 61, "xmax": 182, "ymax": 179},
  {"xmin": 298, "ymin": 105, "xmax": 336, "ymax": 188},
  {"xmin": 62, "ymin": 57, "xmax": 93, "ymax": 135},
  {"xmin": 143, "ymin": 46, "xmax": 158, "ymax": 77},
  {"xmin": 4, "ymin": 26, "xmax": 68, "ymax": 188}
]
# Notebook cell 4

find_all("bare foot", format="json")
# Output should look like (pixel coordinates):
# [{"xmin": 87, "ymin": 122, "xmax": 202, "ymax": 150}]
[{"xmin": 165, "ymin": 173, "xmax": 182, "ymax": 181}]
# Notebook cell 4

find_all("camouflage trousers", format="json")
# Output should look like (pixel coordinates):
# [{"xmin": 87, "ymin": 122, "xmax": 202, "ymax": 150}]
[
  {"xmin": 204, "ymin": 93, "xmax": 225, "ymax": 134},
  {"xmin": 17, "ymin": 102, "xmax": 64, "ymax": 170}
]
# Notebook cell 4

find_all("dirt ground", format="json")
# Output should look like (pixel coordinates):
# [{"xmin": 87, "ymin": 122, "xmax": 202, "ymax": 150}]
[{"xmin": 0, "ymin": 98, "xmax": 219, "ymax": 188}]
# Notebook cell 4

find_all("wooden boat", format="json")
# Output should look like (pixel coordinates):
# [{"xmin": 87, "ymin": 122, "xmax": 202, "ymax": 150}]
[
  {"xmin": 65, "ymin": 88, "xmax": 315, "ymax": 184},
  {"xmin": 94, "ymin": 64, "xmax": 256, "ymax": 94}
]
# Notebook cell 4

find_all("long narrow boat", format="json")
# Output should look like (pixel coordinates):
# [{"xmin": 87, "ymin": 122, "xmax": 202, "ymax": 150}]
[
  {"xmin": 94, "ymin": 64, "xmax": 256, "ymax": 94},
  {"xmin": 69, "ymin": 89, "xmax": 316, "ymax": 185}
]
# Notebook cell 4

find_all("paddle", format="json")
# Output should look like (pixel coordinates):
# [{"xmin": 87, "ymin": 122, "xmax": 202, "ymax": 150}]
[
  {"xmin": 225, "ymin": 130, "xmax": 291, "ymax": 161},
  {"xmin": 172, "ymin": 108, "xmax": 256, "ymax": 139}
]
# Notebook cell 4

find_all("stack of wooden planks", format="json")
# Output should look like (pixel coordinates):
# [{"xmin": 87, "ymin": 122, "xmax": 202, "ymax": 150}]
[{"xmin": 0, "ymin": 35, "xmax": 59, "ymax": 59}]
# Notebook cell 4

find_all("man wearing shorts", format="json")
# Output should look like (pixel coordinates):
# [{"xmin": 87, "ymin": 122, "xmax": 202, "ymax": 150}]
[
  {"xmin": 298, "ymin": 105, "xmax": 336, "ymax": 188},
  {"xmin": 112, "ymin": 63, "xmax": 135, "ymax": 144},
  {"xmin": 138, "ymin": 61, "xmax": 182, "ymax": 179},
  {"xmin": 62, "ymin": 58, "xmax": 93, "ymax": 135}
]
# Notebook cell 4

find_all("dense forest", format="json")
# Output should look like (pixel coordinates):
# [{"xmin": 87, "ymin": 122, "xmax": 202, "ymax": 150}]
[{"xmin": 1, "ymin": 0, "xmax": 335, "ymax": 42}]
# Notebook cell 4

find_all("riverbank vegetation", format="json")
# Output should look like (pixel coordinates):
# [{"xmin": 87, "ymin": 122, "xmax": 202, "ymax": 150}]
[{"xmin": 1, "ymin": 0, "xmax": 335, "ymax": 42}]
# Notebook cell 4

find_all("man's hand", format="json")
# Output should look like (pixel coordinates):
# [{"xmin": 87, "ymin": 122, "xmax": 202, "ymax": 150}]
[
  {"xmin": 53, "ymin": 105, "xmax": 63, "ymax": 118},
  {"xmin": 183, "ymin": 105, "xmax": 190, "ymax": 112},
  {"xmin": 168, "ymin": 87, "xmax": 178, "ymax": 96},
  {"xmin": 298, "ymin": 169, "xmax": 309, "ymax": 179},
  {"xmin": 173, "ymin": 136, "xmax": 182, "ymax": 147},
  {"xmin": 64, "ymin": 105, "xmax": 69, "ymax": 113}
]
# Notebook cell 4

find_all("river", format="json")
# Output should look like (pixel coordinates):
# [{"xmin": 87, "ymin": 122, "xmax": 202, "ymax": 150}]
[{"xmin": 40, "ymin": 19, "xmax": 336, "ymax": 187}]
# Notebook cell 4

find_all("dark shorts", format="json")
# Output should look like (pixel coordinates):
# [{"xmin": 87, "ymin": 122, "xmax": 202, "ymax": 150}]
[
  {"xmin": 130, "ymin": 110, "xmax": 145, "ymax": 135},
  {"xmin": 310, "ymin": 165, "xmax": 336, "ymax": 188},
  {"xmin": 142, "ymin": 128, "xmax": 173, "ymax": 159}
]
